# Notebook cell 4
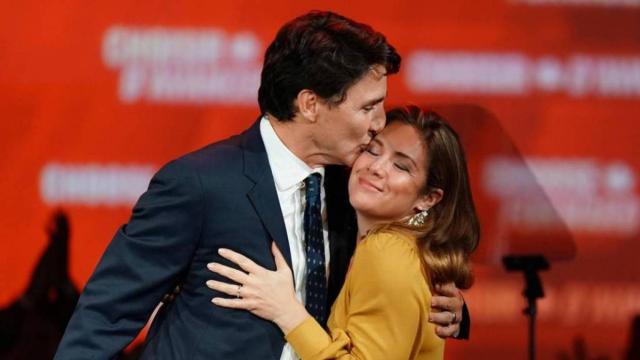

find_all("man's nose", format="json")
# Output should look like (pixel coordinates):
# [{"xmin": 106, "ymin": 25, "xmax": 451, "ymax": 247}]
[{"xmin": 370, "ymin": 107, "xmax": 386, "ymax": 135}]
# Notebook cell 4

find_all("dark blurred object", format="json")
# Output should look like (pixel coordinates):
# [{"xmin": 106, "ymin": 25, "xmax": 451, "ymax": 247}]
[
  {"xmin": 626, "ymin": 315, "xmax": 640, "ymax": 360},
  {"xmin": 503, "ymin": 255, "xmax": 550, "ymax": 360},
  {"xmin": 557, "ymin": 336, "xmax": 610, "ymax": 360},
  {"xmin": 0, "ymin": 209, "xmax": 79, "ymax": 359}
]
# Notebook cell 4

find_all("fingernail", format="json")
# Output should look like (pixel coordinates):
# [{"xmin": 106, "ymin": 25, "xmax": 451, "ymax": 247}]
[
  {"xmin": 207, "ymin": 263, "xmax": 216, "ymax": 270},
  {"xmin": 218, "ymin": 248, "xmax": 228, "ymax": 255},
  {"xmin": 211, "ymin": 298, "xmax": 218, "ymax": 304},
  {"xmin": 206, "ymin": 280, "xmax": 214, "ymax": 288}
]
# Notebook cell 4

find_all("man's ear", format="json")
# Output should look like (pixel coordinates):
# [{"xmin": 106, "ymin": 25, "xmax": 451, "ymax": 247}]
[
  {"xmin": 295, "ymin": 89, "xmax": 319, "ymax": 123},
  {"xmin": 415, "ymin": 188, "xmax": 444, "ymax": 211}
]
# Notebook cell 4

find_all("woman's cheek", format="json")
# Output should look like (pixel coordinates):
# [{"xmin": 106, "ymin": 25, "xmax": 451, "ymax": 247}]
[{"xmin": 391, "ymin": 175, "xmax": 418, "ymax": 200}]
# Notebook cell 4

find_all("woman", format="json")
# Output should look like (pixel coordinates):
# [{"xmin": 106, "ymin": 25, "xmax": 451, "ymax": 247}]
[{"xmin": 206, "ymin": 106, "xmax": 479, "ymax": 359}]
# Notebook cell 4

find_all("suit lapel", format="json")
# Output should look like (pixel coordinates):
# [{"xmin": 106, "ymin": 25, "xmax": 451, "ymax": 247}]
[{"xmin": 242, "ymin": 120, "xmax": 293, "ymax": 269}]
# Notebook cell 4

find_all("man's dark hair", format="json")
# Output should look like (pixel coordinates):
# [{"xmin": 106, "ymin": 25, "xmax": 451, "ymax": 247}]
[{"xmin": 258, "ymin": 11, "xmax": 401, "ymax": 121}]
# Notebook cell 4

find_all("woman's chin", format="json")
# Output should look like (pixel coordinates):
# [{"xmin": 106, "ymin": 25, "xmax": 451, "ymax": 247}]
[{"xmin": 349, "ymin": 195, "xmax": 381, "ymax": 217}]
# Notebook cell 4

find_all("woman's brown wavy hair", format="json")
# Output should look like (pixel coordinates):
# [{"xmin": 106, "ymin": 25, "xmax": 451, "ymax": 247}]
[{"xmin": 373, "ymin": 105, "xmax": 480, "ymax": 289}]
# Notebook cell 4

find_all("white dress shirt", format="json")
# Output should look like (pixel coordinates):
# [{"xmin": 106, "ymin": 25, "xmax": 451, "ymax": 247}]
[{"xmin": 260, "ymin": 116, "xmax": 330, "ymax": 360}]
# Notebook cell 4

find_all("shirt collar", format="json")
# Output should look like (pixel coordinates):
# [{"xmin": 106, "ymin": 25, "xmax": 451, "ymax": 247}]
[{"xmin": 260, "ymin": 116, "xmax": 324, "ymax": 191}]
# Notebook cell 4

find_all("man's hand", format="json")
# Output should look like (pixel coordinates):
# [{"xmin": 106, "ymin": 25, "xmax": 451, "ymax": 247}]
[{"xmin": 429, "ymin": 282, "xmax": 464, "ymax": 338}]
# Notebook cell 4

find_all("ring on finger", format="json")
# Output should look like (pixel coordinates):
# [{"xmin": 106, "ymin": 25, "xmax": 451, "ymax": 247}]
[
  {"xmin": 236, "ymin": 285, "xmax": 242, "ymax": 299},
  {"xmin": 451, "ymin": 311, "xmax": 456, "ymax": 324}
]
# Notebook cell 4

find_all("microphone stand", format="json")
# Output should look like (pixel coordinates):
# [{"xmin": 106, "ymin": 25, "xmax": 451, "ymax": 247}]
[{"xmin": 502, "ymin": 255, "xmax": 550, "ymax": 360}]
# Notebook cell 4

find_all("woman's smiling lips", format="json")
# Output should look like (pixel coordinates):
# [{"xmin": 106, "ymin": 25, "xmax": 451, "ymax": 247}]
[{"xmin": 357, "ymin": 176, "xmax": 383, "ymax": 192}]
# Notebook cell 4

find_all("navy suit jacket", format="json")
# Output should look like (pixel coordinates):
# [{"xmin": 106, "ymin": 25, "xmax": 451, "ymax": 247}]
[{"xmin": 55, "ymin": 120, "xmax": 357, "ymax": 359}]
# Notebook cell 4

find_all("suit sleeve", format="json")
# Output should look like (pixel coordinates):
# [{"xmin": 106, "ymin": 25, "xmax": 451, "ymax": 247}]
[
  {"xmin": 285, "ymin": 233, "xmax": 441, "ymax": 360},
  {"xmin": 54, "ymin": 159, "xmax": 204, "ymax": 359},
  {"xmin": 456, "ymin": 301, "xmax": 471, "ymax": 340}
]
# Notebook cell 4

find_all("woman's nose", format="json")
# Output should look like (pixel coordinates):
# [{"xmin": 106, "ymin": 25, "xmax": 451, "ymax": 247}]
[{"xmin": 367, "ymin": 157, "xmax": 386, "ymax": 176}]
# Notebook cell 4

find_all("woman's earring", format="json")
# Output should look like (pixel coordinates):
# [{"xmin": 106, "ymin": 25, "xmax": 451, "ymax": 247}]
[{"xmin": 407, "ymin": 209, "xmax": 429, "ymax": 226}]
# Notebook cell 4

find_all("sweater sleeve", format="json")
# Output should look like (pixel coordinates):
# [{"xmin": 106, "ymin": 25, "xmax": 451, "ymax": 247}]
[{"xmin": 286, "ymin": 232, "xmax": 438, "ymax": 360}]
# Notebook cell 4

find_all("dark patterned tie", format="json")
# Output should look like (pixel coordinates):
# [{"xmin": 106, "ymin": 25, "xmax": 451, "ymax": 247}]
[{"xmin": 303, "ymin": 173, "xmax": 327, "ymax": 325}]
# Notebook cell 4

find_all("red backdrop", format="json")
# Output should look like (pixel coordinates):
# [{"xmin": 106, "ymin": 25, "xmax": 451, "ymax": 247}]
[{"xmin": 1, "ymin": 1, "xmax": 639, "ymax": 358}]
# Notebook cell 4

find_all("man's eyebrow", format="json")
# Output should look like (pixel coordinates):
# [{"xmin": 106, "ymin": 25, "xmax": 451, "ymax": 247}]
[{"xmin": 363, "ymin": 95, "xmax": 385, "ymax": 107}]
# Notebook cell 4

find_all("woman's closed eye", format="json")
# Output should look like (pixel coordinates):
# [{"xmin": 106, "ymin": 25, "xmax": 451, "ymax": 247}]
[
  {"xmin": 394, "ymin": 162, "xmax": 410, "ymax": 172},
  {"xmin": 365, "ymin": 145, "xmax": 380, "ymax": 156}
]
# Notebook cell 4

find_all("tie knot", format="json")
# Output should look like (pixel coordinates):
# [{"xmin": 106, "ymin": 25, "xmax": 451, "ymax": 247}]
[
  {"xmin": 304, "ymin": 173, "xmax": 322, "ymax": 191},
  {"xmin": 304, "ymin": 173, "xmax": 322, "ymax": 207}
]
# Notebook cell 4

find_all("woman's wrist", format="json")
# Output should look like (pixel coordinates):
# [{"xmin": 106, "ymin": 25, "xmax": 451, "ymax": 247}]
[{"xmin": 274, "ymin": 299, "xmax": 309, "ymax": 335}]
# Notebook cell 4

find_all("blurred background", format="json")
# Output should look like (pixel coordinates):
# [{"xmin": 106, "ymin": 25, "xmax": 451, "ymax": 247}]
[{"xmin": 1, "ymin": 0, "xmax": 639, "ymax": 359}]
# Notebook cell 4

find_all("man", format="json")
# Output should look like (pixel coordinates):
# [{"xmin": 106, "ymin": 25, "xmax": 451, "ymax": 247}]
[{"xmin": 56, "ymin": 11, "xmax": 468, "ymax": 359}]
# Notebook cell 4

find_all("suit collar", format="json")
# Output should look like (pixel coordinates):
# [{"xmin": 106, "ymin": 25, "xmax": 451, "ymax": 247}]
[
  {"xmin": 259, "ymin": 116, "xmax": 325, "ymax": 191},
  {"xmin": 242, "ymin": 119, "xmax": 270, "ymax": 183}
]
